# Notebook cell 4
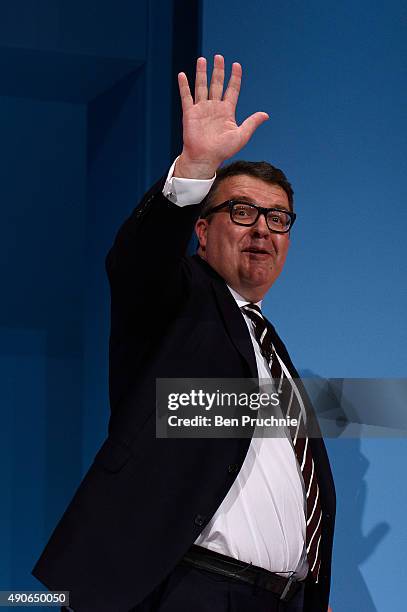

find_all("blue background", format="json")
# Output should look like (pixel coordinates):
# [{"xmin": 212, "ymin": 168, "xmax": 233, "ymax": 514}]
[{"xmin": 0, "ymin": 1, "xmax": 406, "ymax": 610}]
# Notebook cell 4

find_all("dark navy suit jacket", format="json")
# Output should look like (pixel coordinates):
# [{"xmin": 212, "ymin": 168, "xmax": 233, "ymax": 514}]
[{"xmin": 33, "ymin": 176, "xmax": 336, "ymax": 611}]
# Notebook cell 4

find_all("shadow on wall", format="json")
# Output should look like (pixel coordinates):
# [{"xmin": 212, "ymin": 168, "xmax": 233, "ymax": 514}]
[{"xmin": 301, "ymin": 370, "xmax": 390, "ymax": 611}]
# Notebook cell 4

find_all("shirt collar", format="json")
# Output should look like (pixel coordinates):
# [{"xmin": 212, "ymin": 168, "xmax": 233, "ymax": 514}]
[{"xmin": 227, "ymin": 285, "xmax": 263, "ymax": 311}]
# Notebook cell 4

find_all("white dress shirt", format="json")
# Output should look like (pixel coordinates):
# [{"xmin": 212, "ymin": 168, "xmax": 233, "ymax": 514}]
[{"xmin": 162, "ymin": 160, "xmax": 308, "ymax": 579}]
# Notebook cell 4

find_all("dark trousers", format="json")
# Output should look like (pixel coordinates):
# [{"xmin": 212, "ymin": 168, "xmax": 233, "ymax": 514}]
[{"xmin": 132, "ymin": 563, "xmax": 305, "ymax": 612}]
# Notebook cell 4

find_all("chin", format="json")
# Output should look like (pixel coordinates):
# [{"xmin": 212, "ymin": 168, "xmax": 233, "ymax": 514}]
[{"xmin": 248, "ymin": 271, "xmax": 273, "ymax": 286}]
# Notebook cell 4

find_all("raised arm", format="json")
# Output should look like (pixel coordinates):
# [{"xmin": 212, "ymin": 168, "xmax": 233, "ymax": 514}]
[
  {"xmin": 106, "ymin": 55, "xmax": 269, "ymax": 414},
  {"xmin": 175, "ymin": 54, "xmax": 269, "ymax": 179}
]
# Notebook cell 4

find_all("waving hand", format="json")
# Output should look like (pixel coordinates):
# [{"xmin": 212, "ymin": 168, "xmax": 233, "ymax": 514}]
[{"xmin": 174, "ymin": 55, "xmax": 269, "ymax": 179}]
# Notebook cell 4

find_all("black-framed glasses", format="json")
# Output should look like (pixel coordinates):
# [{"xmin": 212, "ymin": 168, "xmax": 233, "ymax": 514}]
[{"xmin": 201, "ymin": 200, "xmax": 296, "ymax": 233}]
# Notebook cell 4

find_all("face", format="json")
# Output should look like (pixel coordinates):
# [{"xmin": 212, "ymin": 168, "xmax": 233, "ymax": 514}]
[{"xmin": 195, "ymin": 175, "xmax": 291, "ymax": 302}]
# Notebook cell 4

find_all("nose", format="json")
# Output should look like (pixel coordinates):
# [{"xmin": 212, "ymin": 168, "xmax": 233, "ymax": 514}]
[{"xmin": 251, "ymin": 212, "xmax": 271, "ymax": 237}]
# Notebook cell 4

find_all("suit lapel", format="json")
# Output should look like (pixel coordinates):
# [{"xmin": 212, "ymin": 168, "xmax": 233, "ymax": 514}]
[{"xmin": 191, "ymin": 255, "xmax": 258, "ymax": 379}]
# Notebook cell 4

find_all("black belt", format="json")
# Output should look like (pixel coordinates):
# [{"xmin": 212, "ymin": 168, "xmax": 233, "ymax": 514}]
[{"xmin": 181, "ymin": 545, "xmax": 305, "ymax": 602}]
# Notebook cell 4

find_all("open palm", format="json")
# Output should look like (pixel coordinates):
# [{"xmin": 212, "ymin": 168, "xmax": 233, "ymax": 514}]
[{"xmin": 177, "ymin": 55, "xmax": 269, "ymax": 176}]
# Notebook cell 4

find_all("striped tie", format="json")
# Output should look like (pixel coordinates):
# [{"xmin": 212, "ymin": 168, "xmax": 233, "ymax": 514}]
[{"xmin": 242, "ymin": 303, "xmax": 322, "ymax": 582}]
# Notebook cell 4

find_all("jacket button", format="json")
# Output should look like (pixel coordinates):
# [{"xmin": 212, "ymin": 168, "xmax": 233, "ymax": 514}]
[
  {"xmin": 194, "ymin": 514, "xmax": 205, "ymax": 526},
  {"xmin": 227, "ymin": 464, "xmax": 240, "ymax": 474}
]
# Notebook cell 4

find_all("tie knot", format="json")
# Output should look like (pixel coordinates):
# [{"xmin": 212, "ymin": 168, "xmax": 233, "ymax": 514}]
[
  {"xmin": 241, "ymin": 303, "xmax": 273, "ymax": 362},
  {"xmin": 241, "ymin": 303, "xmax": 263, "ymax": 319}
]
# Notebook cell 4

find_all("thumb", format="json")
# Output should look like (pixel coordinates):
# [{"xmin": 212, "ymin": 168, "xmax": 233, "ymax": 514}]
[{"xmin": 239, "ymin": 111, "xmax": 269, "ymax": 145}]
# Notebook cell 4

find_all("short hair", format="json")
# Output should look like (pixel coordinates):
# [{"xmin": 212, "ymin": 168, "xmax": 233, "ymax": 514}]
[{"xmin": 200, "ymin": 160, "xmax": 294, "ymax": 218}]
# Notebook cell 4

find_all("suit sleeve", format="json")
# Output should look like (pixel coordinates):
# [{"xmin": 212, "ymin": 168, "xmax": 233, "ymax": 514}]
[
  {"xmin": 105, "ymin": 174, "xmax": 202, "ymax": 413},
  {"xmin": 106, "ymin": 174, "xmax": 202, "ymax": 308}
]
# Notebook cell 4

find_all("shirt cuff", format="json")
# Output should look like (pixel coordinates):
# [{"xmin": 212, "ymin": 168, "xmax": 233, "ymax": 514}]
[{"xmin": 162, "ymin": 157, "xmax": 216, "ymax": 207}]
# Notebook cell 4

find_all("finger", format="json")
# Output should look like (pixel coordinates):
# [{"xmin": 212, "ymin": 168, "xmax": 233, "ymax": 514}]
[
  {"xmin": 239, "ymin": 111, "xmax": 269, "ymax": 145},
  {"xmin": 178, "ymin": 72, "xmax": 193, "ymax": 112},
  {"xmin": 194, "ymin": 57, "xmax": 208, "ymax": 102},
  {"xmin": 209, "ymin": 54, "xmax": 225, "ymax": 100},
  {"xmin": 223, "ymin": 62, "xmax": 242, "ymax": 107}
]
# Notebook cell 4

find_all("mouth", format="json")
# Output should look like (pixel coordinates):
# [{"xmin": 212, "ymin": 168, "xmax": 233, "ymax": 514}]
[{"xmin": 242, "ymin": 247, "xmax": 272, "ymax": 257}]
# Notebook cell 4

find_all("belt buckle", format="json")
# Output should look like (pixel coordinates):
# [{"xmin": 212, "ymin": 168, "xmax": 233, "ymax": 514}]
[{"xmin": 280, "ymin": 576, "xmax": 297, "ymax": 602}]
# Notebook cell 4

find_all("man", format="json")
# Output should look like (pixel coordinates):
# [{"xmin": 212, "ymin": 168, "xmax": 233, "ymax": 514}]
[{"xmin": 33, "ymin": 55, "xmax": 335, "ymax": 611}]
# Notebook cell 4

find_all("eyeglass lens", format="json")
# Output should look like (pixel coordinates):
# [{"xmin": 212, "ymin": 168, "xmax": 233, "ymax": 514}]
[{"xmin": 231, "ymin": 202, "xmax": 291, "ymax": 232}]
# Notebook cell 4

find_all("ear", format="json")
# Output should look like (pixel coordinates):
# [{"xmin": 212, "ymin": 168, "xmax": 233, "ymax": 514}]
[{"xmin": 195, "ymin": 218, "xmax": 209, "ymax": 252}]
